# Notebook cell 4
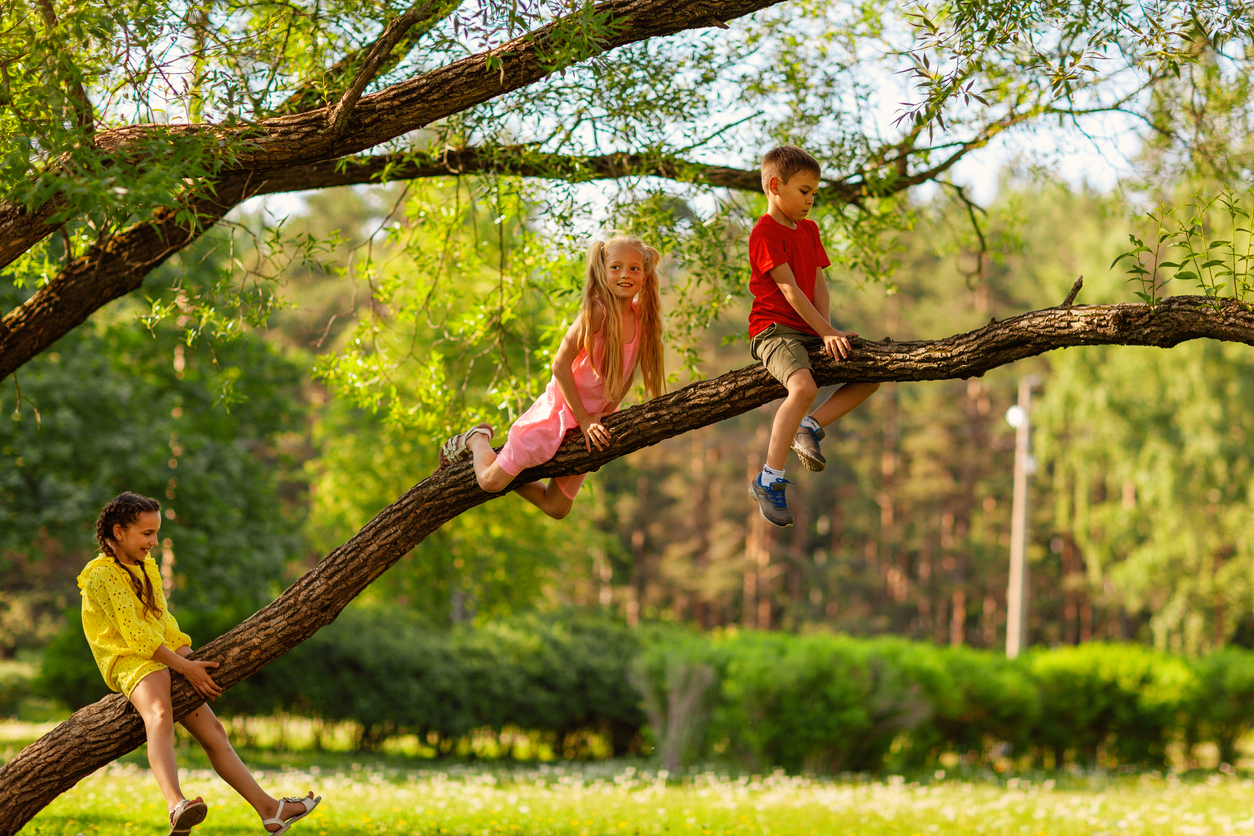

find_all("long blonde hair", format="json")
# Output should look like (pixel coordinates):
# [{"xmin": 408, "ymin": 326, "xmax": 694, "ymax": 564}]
[{"xmin": 579, "ymin": 236, "xmax": 666, "ymax": 402}]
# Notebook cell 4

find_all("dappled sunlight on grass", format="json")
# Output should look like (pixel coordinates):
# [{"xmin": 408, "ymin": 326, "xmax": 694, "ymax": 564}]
[{"xmin": 23, "ymin": 760, "xmax": 1254, "ymax": 836}]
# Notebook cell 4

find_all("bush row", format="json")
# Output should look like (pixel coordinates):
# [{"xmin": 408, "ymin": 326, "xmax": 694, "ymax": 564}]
[
  {"xmin": 34, "ymin": 610, "xmax": 1254, "ymax": 770},
  {"xmin": 38, "ymin": 607, "xmax": 648, "ymax": 754},
  {"xmin": 634, "ymin": 633, "xmax": 1254, "ymax": 771}
]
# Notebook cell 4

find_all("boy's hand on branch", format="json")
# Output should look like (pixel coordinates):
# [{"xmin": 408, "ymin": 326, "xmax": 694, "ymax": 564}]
[
  {"xmin": 579, "ymin": 412, "xmax": 612, "ymax": 451},
  {"xmin": 823, "ymin": 329, "xmax": 857, "ymax": 360}
]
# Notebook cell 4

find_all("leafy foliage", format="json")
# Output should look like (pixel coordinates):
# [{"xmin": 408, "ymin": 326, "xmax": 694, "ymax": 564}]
[{"xmin": 0, "ymin": 281, "xmax": 307, "ymax": 619}]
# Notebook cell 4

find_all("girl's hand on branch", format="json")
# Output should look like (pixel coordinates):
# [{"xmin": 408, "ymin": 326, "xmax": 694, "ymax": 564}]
[
  {"xmin": 179, "ymin": 658, "xmax": 223, "ymax": 699},
  {"xmin": 579, "ymin": 413, "xmax": 612, "ymax": 451}
]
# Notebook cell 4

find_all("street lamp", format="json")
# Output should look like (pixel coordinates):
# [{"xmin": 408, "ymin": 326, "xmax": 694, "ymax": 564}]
[{"xmin": 1005, "ymin": 374, "xmax": 1040, "ymax": 659}]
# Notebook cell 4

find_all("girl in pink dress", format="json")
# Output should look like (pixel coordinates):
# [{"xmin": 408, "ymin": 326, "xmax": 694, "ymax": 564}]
[{"xmin": 439, "ymin": 235, "xmax": 666, "ymax": 519}]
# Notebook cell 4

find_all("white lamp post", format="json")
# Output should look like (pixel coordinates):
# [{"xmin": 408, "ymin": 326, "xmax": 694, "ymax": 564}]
[{"xmin": 1005, "ymin": 374, "xmax": 1039, "ymax": 659}]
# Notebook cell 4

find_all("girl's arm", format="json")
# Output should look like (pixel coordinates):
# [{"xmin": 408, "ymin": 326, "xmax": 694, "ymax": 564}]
[
  {"xmin": 155, "ymin": 644, "xmax": 222, "ymax": 699},
  {"xmin": 552, "ymin": 308, "xmax": 611, "ymax": 451}
]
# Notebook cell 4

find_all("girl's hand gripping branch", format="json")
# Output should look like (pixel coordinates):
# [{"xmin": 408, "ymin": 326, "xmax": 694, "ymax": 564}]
[
  {"xmin": 578, "ymin": 411, "xmax": 613, "ymax": 452},
  {"xmin": 157, "ymin": 644, "xmax": 223, "ymax": 699}
]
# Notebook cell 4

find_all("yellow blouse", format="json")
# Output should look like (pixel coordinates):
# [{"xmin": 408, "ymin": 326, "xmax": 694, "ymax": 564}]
[{"xmin": 78, "ymin": 554, "xmax": 191, "ymax": 697}]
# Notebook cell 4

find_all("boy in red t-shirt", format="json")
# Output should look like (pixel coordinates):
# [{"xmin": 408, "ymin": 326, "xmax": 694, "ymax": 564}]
[{"xmin": 747, "ymin": 146, "xmax": 880, "ymax": 527}]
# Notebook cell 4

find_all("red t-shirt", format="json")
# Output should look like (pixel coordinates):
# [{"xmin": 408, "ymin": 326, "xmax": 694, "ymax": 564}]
[{"xmin": 747, "ymin": 214, "xmax": 831, "ymax": 337}]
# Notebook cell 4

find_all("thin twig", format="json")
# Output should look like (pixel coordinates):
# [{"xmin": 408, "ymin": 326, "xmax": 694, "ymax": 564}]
[
  {"xmin": 1062, "ymin": 275, "xmax": 1083, "ymax": 308},
  {"xmin": 326, "ymin": 2, "xmax": 432, "ymax": 137}
]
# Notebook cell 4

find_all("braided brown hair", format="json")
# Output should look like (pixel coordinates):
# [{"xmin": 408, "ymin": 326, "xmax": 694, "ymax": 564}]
[{"xmin": 95, "ymin": 491, "xmax": 162, "ymax": 619}]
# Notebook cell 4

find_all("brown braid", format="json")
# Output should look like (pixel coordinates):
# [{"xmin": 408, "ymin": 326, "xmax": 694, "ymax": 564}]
[{"xmin": 95, "ymin": 491, "xmax": 162, "ymax": 619}]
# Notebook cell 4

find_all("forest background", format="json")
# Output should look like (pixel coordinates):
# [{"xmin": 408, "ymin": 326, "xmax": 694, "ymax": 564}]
[
  {"xmin": 8, "ymin": 164, "xmax": 1254, "ymax": 665},
  {"xmin": 1, "ymin": 0, "xmax": 1254, "ymax": 766}
]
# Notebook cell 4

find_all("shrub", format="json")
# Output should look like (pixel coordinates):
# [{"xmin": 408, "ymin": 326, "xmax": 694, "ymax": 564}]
[
  {"xmin": 34, "ymin": 610, "xmax": 111, "ymax": 711},
  {"xmin": 712, "ymin": 632, "xmax": 933, "ymax": 773},
  {"xmin": 249, "ymin": 607, "xmax": 647, "ymax": 753},
  {"xmin": 629, "ymin": 632, "xmax": 724, "ymax": 770},
  {"xmin": 917, "ymin": 645, "xmax": 1040, "ymax": 765},
  {"xmin": 1027, "ymin": 643, "xmax": 1196, "ymax": 767},
  {"xmin": 1186, "ymin": 647, "xmax": 1254, "ymax": 765},
  {"xmin": 0, "ymin": 661, "xmax": 33, "ymax": 717}
]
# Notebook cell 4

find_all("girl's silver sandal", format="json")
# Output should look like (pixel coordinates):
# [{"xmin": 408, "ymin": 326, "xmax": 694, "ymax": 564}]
[
  {"xmin": 438, "ymin": 424, "xmax": 493, "ymax": 468},
  {"xmin": 167, "ymin": 798, "xmax": 208, "ymax": 836}
]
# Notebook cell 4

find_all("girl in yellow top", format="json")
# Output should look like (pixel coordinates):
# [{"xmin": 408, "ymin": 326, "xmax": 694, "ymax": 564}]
[{"xmin": 80, "ymin": 492, "xmax": 321, "ymax": 836}]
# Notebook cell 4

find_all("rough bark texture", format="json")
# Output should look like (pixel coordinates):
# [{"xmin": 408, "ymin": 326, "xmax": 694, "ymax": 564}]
[{"xmin": 1, "ymin": 294, "xmax": 1252, "ymax": 833}]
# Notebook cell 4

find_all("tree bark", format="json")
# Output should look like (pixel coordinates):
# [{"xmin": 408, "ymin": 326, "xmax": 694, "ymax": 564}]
[{"xmin": 2, "ymin": 294, "xmax": 1253, "ymax": 832}]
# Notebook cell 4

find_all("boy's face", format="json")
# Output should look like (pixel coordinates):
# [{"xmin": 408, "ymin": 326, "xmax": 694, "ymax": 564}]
[{"xmin": 768, "ymin": 170, "xmax": 820, "ymax": 225}]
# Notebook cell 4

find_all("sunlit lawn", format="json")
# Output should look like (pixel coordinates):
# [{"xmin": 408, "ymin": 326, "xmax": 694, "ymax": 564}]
[
  {"xmin": 18, "ymin": 753, "xmax": 1254, "ymax": 836},
  {"xmin": 6, "ymin": 715, "xmax": 1254, "ymax": 836}
]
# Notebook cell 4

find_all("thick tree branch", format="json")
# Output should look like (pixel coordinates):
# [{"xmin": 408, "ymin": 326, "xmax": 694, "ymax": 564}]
[
  {"xmin": 277, "ymin": 0, "xmax": 460, "ymax": 117},
  {"xmin": 251, "ymin": 146, "xmax": 774, "ymax": 196},
  {"xmin": 326, "ymin": 1, "xmax": 444, "ymax": 137},
  {"xmin": 0, "ymin": 176, "xmax": 258, "ymax": 382},
  {"xmin": 0, "ymin": 0, "xmax": 789, "ymax": 270},
  {"xmin": 1, "ymin": 294, "xmax": 1252, "ymax": 833}
]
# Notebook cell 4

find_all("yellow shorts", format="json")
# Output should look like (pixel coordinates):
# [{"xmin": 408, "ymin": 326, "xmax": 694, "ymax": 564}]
[{"xmin": 110, "ymin": 657, "xmax": 170, "ymax": 698}]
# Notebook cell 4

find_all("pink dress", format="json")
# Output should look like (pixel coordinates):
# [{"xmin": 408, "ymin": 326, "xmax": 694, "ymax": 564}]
[{"xmin": 496, "ymin": 305, "xmax": 640, "ymax": 499}]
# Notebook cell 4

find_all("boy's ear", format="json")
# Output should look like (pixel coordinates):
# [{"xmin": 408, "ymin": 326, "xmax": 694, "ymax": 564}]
[{"xmin": 767, "ymin": 175, "xmax": 779, "ymax": 195}]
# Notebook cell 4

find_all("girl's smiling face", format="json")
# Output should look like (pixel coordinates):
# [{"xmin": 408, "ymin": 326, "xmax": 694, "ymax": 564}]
[
  {"xmin": 111, "ymin": 510, "xmax": 162, "ymax": 565},
  {"xmin": 605, "ymin": 244, "xmax": 647, "ymax": 302}
]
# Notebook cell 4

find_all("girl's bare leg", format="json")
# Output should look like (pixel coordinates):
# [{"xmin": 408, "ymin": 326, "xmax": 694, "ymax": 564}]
[
  {"xmin": 179, "ymin": 704, "xmax": 316, "ymax": 830},
  {"xmin": 128, "ymin": 670, "xmax": 193, "ymax": 812},
  {"xmin": 810, "ymin": 381, "xmax": 881, "ymax": 428},
  {"xmin": 465, "ymin": 434, "xmax": 573, "ymax": 518},
  {"xmin": 514, "ymin": 479, "xmax": 574, "ymax": 520},
  {"xmin": 467, "ymin": 434, "xmax": 513, "ymax": 493}
]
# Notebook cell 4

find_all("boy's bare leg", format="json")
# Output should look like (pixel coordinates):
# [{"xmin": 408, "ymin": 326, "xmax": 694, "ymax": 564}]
[
  {"xmin": 766, "ymin": 369, "xmax": 818, "ymax": 470},
  {"xmin": 515, "ymin": 479, "xmax": 575, "ymax": 520},
  {"xmin": 467, "ymin": 434, "xmax": 513, "ymax": 493},
  {"xmin": 809, "ymin": 381, "xmax": 881, "ymax": 428},
  {"xmin": 129, "ymin": 670, "xmax": 192, "ymax": 812}
]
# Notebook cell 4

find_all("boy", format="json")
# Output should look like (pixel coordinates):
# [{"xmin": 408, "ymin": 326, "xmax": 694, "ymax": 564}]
[{"xmin": 747, "ymin": 146, "xmax": 880, "ymax": 527}]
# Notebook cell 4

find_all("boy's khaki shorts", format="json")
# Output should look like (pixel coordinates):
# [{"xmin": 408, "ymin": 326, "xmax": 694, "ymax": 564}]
[{"xmin": 750, "ymin": 323, "xmax": 822, "ymax": 386}]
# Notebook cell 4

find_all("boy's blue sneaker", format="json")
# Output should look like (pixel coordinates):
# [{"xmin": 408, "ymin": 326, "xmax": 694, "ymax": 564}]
[
  {"xmin": 791, "ymin": 424, "xmax": 826, "ymax": 472},
  {"xmin": 749, "ymin": 475, "xmax": 795, "ymax": 528}
]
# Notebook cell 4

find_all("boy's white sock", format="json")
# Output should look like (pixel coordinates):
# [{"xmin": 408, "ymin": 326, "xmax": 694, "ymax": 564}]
[
  {"xmin": 801, "ymin": 416, "xmax": 821, "ymax": 432},
  {"xmin": 759, "ymin": 464, "xmax": 785, "ymax": 486}
]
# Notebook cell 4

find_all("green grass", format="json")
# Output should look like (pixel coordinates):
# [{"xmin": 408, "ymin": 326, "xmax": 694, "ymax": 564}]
[
  {"xmin": 20, "ymin": 757, "xmax": 1254, "ymax": 836},
  {"xmin": 10, "ymin": 717, "xmax": 1254, "ymax": 836}
]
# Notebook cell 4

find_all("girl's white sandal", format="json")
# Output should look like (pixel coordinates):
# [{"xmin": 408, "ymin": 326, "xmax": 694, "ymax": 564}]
[
  {"xmin": 167, "ymin": 798, "xmax": 208, "ymax": 836},
  {"xmin": 261, "ymin": 794, "xmax": 321, "ymax": 836},
  {"xmin": 438, "ymin": 424, "xmax": 494, "ymax": 468}
]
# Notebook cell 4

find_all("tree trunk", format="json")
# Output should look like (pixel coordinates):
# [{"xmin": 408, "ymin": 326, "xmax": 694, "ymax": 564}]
[{"xmin": 2, "ymin": 293, "xmax": 1254, "ymax": 832}]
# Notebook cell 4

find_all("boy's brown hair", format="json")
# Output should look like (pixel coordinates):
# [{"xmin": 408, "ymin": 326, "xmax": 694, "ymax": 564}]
[{"xmin": 760, "ymin": 145, "xmax": 821, "ymax": 193}]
